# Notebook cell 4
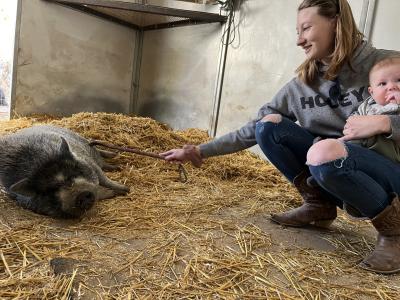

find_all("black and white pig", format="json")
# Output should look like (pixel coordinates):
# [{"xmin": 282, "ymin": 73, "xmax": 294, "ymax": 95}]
[{"xmin": 0, "ymin": 125, "xmax": 129, "ymax": 218}]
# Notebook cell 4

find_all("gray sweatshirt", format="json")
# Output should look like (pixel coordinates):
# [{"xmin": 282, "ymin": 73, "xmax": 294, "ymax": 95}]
[{"xmin": 199, "ymin": 42, "xmax": 400, "ymax": 158}]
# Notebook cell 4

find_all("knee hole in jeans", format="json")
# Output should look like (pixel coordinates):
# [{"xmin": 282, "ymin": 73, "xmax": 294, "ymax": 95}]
[
  {"xmin": 306, "ymin": 139, "xmax": 348, "ymax": 166},
  {"xmin": 260, "ymin": 114, "xmax": 282, "ymax": 124}
]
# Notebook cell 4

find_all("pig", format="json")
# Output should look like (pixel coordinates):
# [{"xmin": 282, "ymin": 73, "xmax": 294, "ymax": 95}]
[{"xmin": 0, "ymin": 125, "xmax": 129, "ymax": 218}]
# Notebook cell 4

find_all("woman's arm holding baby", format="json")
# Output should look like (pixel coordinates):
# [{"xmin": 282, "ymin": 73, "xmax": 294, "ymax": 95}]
[{"xmin": 340, "ymin": 115, "xmax": 392, "ymax": 141}]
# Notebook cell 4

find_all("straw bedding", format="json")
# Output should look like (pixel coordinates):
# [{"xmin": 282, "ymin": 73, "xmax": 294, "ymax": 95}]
[{"xmin": 0, "ymin": 112, "xmax": 399, "ymax": 299}]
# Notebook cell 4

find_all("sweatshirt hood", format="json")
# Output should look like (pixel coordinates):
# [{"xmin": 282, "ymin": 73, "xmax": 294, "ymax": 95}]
[
  {"xmin": 316, "ymin": 40, "xmax": 374, "ymax": 78},
  {"xmin": 351, "ymin": 40, "xmax": 375, "ymax": 67}
]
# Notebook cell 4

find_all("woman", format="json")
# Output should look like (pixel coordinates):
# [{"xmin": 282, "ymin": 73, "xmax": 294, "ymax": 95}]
[{"xmin": 160, "ymin": 0, "xmax": 400, "ymax": 274}]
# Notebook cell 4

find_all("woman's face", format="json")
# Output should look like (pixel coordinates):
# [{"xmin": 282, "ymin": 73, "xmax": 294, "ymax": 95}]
[{"xmin": 296, "ymin": 7, "xmax": 337, "ymax": 63}]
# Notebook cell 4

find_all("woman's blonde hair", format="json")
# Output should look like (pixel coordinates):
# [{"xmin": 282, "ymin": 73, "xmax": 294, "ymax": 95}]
[{"xmin": 296, "ymin": 0, "xmax": 364, "ymax": 84}]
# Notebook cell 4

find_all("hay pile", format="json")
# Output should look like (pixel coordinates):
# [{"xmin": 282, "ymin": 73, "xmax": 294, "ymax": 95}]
[{"xmin": 0, "ymin": 113, "xmax": 399, "ymax": 299}]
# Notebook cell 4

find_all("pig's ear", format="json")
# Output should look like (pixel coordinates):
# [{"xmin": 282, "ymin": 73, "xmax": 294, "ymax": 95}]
[
  {"xmin": 9, "ymin": 178, "xmax": 36, "ymax": 198},
  {"xmin": 59, "ymin": 137, "xmax": 72, "ymax": 157}
]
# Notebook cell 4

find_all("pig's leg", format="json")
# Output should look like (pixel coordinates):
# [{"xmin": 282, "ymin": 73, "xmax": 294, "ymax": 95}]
[
  {"xmin": 93, "ymin": 148, "xmax": 121, "ymax": 171},
  {"xmin": 98, "ymin": 175, "xmax": 129, "ymax": 194},
  {"xmin": 96, "ymin": 185, "xmax": 120, "ymax": 200},
  {"xmin": 97, "ymin": 149, "xmax": 117, "ymax": 158},
  {"xmin": 101, "ymin": 163, "xmax": 121, "ymax": 172},
  {"xmin": 92, "ymin": 165, "xmax": 129, "ymax": 194},
  {"xmin": 101, "ymin": 178, "xmax": 129, "ymax": 195}
]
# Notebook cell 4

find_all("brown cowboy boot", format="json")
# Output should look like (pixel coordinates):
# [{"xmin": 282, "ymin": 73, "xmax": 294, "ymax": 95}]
[
  {"xmin": 359, "ymin": 195, "xmax": 400, "ymax": 274},
  {"xmin": 270, "ymin": 169, "xmax": 337, "ymax": 228}
]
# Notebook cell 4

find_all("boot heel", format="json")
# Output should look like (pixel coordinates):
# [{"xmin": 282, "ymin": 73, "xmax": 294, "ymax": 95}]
[{"xmin": 313, "ymin": 219, "xmax": 334, "ymax": 228}]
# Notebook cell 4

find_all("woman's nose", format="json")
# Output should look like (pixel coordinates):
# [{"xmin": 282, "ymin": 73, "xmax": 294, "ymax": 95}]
[
  {"xmin": 296, "ymin": 32, "xmax": 306, "ymax": 47},
  {"xmin": 297, "ymin": 35, "xmax": 306, "ymax": 47}
]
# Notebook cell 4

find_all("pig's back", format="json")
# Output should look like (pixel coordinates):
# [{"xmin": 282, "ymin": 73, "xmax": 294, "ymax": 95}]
[
  {"xmin": 0, "ymin": 130, "xmax": 61, "ymax": 188},
  {"xmin": 14, "ymin": 125, "xmax": 101, "ymax": 163},
  {"xmin": 0, "ymin": 125, "xmax": 100, "ymax": 189}
]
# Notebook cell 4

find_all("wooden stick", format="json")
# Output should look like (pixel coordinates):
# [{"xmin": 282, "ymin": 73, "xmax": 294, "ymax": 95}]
[{"xmin": 89, "ymin": 140, "xmax": 165, "ymax": 160}]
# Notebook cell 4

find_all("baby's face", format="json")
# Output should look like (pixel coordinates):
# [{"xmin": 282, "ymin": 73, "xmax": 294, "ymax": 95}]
[{"xmin": 368, "ymin": 63, "xmax": 400, "ymax": 106}]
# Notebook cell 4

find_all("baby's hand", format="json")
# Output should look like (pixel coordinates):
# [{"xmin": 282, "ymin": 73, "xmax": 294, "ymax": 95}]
[{"xmin": 385, "ymin": 91, "xmax": 400, "ymax": 104}]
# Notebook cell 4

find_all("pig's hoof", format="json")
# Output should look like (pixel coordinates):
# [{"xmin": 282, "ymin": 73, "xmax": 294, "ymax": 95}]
[
  {"xmin": 115, "ymin": 185, "xmax": 130, "ymax": 195},
  {"xmin": 97, "ymin": 149, "xmax": 118, "ymax": 158}
]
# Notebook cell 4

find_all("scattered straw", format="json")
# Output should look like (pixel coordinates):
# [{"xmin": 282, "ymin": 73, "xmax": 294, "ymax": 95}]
[{"xmin": 0, "ymin": 112, "xmax": 399, "ymax": 299}]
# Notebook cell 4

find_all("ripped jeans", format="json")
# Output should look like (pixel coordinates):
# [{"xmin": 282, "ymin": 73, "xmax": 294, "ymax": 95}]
[{"xmin": 255, "ymin": 117, "xmax": 400, "ymax": 218}]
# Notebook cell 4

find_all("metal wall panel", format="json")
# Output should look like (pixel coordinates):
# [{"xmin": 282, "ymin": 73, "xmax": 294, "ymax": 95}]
[
  {"xmin": 137, "ymin": 22, "xmax": 223, "ymax": 130},
  {"xmin": 13, "ymin": 0, "xmax": 137, "ymax": 117},
  {"xmin": 369, "ymin": 0, "xmax": 400, "ymax": 50}
]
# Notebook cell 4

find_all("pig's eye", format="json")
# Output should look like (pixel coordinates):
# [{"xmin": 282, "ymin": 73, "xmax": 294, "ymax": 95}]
[
  {"xmin": 54, "ymin": 175, "xmax": 73, "ymax": 188},
  {"xmin": 65, "ymin": 178, "xmax": 75, "ymax": 187},
  {"xmin": 49, "ymin": 184, "xmax": 64, "ymax": 191}
]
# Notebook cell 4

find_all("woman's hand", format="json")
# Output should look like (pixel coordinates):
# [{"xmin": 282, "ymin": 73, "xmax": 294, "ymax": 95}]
[
  {"xmin": 339, "ymin": 115, "xmax": 391, "ymax": 141},
  {"xmin": 160, "ymin": 145, "xmax": 203, "ymax": 168}
]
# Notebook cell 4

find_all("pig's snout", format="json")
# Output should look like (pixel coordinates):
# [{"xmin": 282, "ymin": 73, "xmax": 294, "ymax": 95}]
[{"xmin": 76, "ymin": 191, "xmax": 95, "ymax": 210}]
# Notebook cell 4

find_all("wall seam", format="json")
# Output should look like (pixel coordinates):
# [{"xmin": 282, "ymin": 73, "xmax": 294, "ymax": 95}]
[
  {"xmin": 129, "ymin": 29, "xmax": 144, "ymax": 115},
  {"xmin": 10, "ymin": 0, "xmax": 23, "ymax": 119}
]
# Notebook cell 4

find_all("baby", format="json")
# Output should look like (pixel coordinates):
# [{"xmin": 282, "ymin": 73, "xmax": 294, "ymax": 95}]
[
  {"xmin": 308, "ymin": 56, "xmax": 400, "ymax": 218},
  {"xmin": 348, "ymin": 56, "xmax": 400, "ymax": 162}
]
